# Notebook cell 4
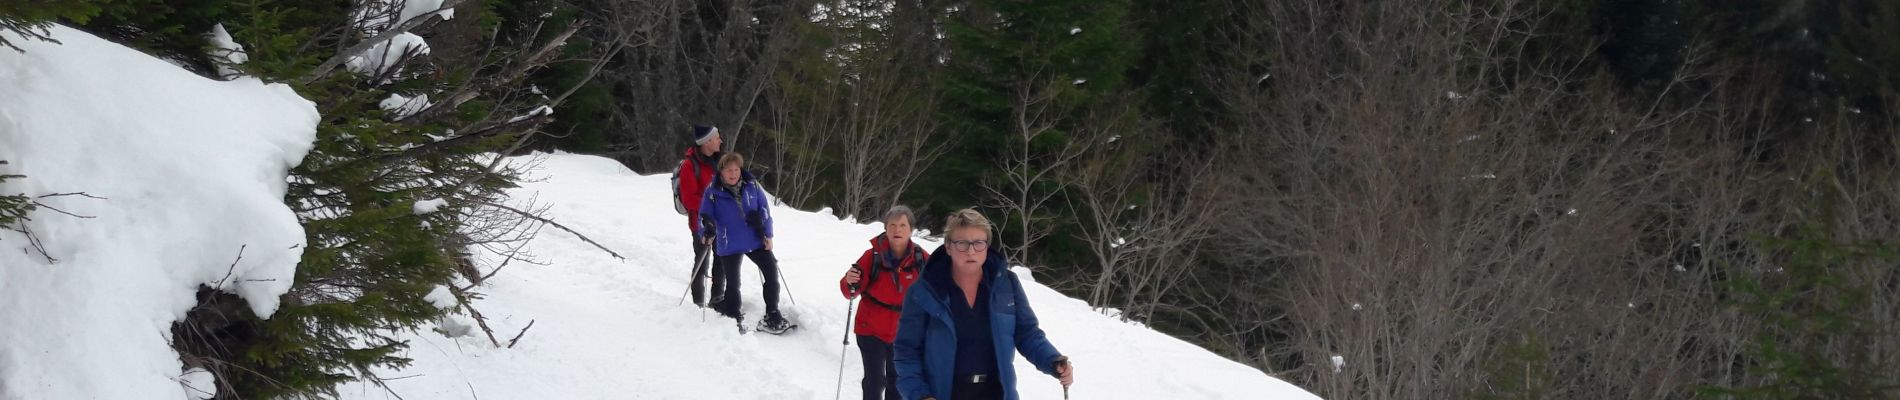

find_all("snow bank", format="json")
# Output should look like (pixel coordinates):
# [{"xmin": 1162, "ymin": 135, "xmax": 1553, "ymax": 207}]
[
  {"xmin": 0, "ymin": 25, "xmax": 317, "ymax": 399},
  {"xmin": 338, "ymin": 153, "xmax": 1320, "ymax": 399}
]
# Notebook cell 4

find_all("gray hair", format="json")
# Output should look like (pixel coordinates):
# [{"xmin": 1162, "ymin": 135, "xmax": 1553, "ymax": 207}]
[{"xmin": 883, "ymin": 205, "xmax": 916, "ymax": 225}]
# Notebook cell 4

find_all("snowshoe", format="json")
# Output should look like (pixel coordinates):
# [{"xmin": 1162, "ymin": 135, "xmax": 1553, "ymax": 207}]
[{"xmin": 756, "ymin": 313, "xmax": 797, "ymax": 335}]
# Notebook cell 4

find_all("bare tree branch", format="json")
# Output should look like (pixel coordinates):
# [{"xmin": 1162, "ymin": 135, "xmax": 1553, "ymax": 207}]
[
  {"xmin": 469, "ymin": 198, "xmax": 625, "ymax": 261},
  {"xmin": 506, "ymin": 319, "xmax": 536, "ymax": 348}
]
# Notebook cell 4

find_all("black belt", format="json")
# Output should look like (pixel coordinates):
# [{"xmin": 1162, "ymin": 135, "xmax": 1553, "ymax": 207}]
[{"xmin": 957, "ymin": 373, "xmax": 991, "ymax": 384}]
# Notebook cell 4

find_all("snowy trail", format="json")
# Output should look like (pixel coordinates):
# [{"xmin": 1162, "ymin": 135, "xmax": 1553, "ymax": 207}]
[
  {"xmin": 340, "ymin": 153, "xmax": 1318, "ymax": 399},
  {"xmin": 0, "ymin": 21, "xmax": 1315, "ymax": 400}
]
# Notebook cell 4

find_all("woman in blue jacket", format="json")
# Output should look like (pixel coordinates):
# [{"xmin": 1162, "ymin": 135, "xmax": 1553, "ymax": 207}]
[
  {"xmin": 696, "ymin": 153, "xmax": 792, "ymax": 333},
  {"xmin": 893, "ymin": 209, "xmax": 1073, "ymax": 400}
]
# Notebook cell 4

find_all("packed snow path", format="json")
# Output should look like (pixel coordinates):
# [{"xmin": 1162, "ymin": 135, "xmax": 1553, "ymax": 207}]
[{"xmin": 340, "ymin": 154, "xmax": 1319, "ymax": 399}]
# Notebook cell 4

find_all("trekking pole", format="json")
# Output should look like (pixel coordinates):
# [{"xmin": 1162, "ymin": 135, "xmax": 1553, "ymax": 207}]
[
  {"xmin": 678, "ymin": 244, "xmax": 713, "ymax": 307},
  {"xmin": 834, "ymin": 273, "xmax": 859, "ymax": 400},
  {"xmin": 698, "ymin": 251, "xmax": 708, "ymax": 322},
  {"xmin": 779, "ymin": 263, "xmax": 798, "ymax": 306},
  {"xmin": 755, "ymin": 251, "xmax": 799, "ymax": 306}
]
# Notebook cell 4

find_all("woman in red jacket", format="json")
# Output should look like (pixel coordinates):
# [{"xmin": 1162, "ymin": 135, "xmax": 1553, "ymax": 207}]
[{"xmin": 840, "ymin": 205, "xmax": 927, "ymax": 400}]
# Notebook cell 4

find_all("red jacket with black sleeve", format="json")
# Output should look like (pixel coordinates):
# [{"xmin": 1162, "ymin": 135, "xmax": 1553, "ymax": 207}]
[{"xmin": 839, "ymin": 234, "xmax": 927, "ymax": 344}]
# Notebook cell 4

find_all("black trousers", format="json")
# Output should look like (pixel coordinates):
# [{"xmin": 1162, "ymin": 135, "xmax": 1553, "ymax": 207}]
[
  {"xmin": 716, "ymin": 249, "xmax": 779, "ymax": 317},
  {"xmin": 950, "ymin": 379, "xmax": 1003, "ymax": 400},
  {"xmin": 689, "ymin": 240, "xmax": 724, "ymax": 306},
  {"xmin": 857, "ymin": 335, "xmax": 900, "ymax": 400}
]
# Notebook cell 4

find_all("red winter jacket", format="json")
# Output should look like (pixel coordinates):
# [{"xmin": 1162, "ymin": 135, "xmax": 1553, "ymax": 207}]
[
  {"xmin": 839, "ymin": 234, "xmax": 927, "ymax": 344},
  {"xmin": 675, "ymin": 147, "xmax": 720, "ymax": 231}
]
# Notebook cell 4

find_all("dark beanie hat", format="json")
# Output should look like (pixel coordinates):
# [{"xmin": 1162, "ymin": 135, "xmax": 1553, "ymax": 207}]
[{"xmin": 693, "ymin": 125, "xmax": 719, "ymax": 145}]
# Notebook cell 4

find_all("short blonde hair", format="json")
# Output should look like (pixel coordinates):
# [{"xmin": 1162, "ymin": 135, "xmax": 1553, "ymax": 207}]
[
  {"xmin": 944, "ymin": 208, "xmax": 992, "ymax": 240},
  {"xmin": 718, "ymin": 152, "xmax": 745, "ymax": 170}
]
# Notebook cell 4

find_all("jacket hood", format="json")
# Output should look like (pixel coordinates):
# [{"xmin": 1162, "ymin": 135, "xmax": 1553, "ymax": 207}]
[
  {"xmin": 869, "ymin": 234, "xmax": 923, "ymax": 270},
  {"xmin": 922, "ymin": 244, "xmax": 1008, "ymax": 296},
  {"xmin": 710, "ymin": 170, "xmax": 758, "ymax": 192}
]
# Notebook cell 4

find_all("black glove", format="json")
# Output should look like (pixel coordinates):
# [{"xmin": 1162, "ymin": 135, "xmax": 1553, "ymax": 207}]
[
  {"xmin": 848, "ymin": 265, "xmax": 863, "ymax": 292},
  {"xmin": 745, "ymin": 210, "xmax": 764, "ymax": 231}
]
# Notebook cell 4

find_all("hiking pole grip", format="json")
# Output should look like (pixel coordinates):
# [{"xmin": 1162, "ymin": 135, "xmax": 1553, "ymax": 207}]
[
  {"xmin": 844, "ymin": 264, "xmax": 860, "ymax": 346},
  {"xmin": 1054, "ymin": 355, "xmax": 1073, "ymax": 399}
]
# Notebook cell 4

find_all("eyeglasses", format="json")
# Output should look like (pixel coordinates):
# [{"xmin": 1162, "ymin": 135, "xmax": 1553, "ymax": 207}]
[{"xmin": 948, "ymin": 239, "xmax": 989, "ymax": 252}]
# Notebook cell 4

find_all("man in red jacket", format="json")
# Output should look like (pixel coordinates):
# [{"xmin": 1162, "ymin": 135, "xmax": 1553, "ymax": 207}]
[
  {"xmin": 839, "ymin": 205, "xmax": 927, "ymax": 400},
  {"xmin": 679, "ymin": 124, "xmax": 723, "ymax": 307}
]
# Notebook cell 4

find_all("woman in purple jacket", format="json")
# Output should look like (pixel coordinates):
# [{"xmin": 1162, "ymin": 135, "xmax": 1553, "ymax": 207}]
[{"xmin": 697, "ymin": 153, "xmax": 792, "ymax": 333}]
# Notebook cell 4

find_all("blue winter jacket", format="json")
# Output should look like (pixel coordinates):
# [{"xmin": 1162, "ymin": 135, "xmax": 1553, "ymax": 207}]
[
  {"xmin": 893, "ymin": 245, "xmax": 1064, "ymax": 400},
  {"xmin": 695, "ymin": 171, "xmax": 774, "ymax": 256}
]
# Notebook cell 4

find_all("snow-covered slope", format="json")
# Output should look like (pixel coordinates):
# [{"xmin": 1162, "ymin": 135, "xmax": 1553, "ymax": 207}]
[
  {"xmin": 340, "ymin": 153, "xmax": 1319, "ymax": 399},
  {"xmin": 0, "ymin": 26, "xmax": 317, "ymax": 399}
]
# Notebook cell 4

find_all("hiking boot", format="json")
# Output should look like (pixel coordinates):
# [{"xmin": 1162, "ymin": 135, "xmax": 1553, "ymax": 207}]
[{"xmin": 714, "ymin": 302, "xmax": 740, "ymax": 320}]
